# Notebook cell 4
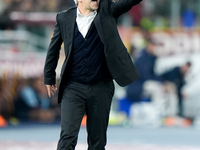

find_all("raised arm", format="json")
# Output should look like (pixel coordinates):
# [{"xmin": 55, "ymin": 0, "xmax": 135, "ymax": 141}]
[
  {"xmin": 110, "ymin": 0, "xmax": 142, "ymax": 18},
  {"xmin": 44, "ymin": 14, "xmax": 63, "ymax": 86}
]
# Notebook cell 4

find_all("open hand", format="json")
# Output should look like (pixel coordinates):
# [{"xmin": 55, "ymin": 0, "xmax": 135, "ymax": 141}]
[{"xmin": 46, "ymin": 84, "xmax": 57, "ymax": 97}]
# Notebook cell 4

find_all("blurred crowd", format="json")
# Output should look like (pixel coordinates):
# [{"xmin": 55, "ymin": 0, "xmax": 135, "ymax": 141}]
[
  {"xmin": 0, "ymin": 0, "xmax": 75, "ymax": 30},
  {"xmin": 0, "ymin": 0, "xmax": 199, "ymax": 30},
  {"xmin": 116, "ymin": 30, "xmax": 193, "ymax": 127},
  {"xmin": 0, "ymin": 73, "xmax": 61, "ymax": 124},
  {"xmin": 0, "ymin": 0, "xmax": 74, "ymax": 12}
]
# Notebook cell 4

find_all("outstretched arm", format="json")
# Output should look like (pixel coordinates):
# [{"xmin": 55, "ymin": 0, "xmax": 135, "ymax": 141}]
[{"xmin": 110, "ymin": 0, "xmax": 142, "ymax": 18}]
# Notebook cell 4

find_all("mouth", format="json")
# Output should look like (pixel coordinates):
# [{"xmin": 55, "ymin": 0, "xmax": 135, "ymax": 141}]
[{"xmin": 91, "ymin": 0, "xmax": 98, "ymax": 4}]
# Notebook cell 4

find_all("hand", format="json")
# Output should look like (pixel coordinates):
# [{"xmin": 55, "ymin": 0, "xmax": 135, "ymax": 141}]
[{"xmin": 46, "ymin": 84, "xmax": 57, "ymax": 97}]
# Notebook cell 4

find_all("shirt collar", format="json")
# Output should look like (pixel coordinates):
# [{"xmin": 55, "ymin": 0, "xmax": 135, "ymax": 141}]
[{"xmin": 76, "ymin": 8, "xmax": 97, "ymax": 18}]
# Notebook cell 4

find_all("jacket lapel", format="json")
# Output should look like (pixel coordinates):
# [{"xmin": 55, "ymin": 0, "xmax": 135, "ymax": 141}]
[
  {"xmin": 65, "ymin": 8, "xmax": 76, "ymax": 45},
  {"xmin": 60, "ymin": 8, "xmax": 76, "ymax": 78},
  {"xmin": 64, "ymin": 8, "xmax": 76, "ymax": 61}
]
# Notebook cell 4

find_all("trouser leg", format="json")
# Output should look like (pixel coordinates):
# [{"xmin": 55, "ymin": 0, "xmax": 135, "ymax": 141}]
[
  {"xmin": 177, "ymin": 91, "xmax": 183, "ymax": 117},
  {"xmin": 178, "ymin": 98, "xmax": 183, "ymax": 117},
  {"xmin": 57, "ymin": 83, "xmax": 86, "ymax": 150},
  {"xmin": 86, "ymin": 81, "xmax": 114, "ymax": 150}
]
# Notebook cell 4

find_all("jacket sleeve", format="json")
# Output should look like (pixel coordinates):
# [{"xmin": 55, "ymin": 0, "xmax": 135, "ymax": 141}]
[
  {"xmin": 110, "ymin": 0, "xmax": 142, "ymax": 18},
  {"xmin": 44, "ymin": 14, "xmax": 63, "ymax": 85}
]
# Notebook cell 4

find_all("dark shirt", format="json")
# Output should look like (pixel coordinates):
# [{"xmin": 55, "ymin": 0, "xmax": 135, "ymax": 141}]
[
  {"xmin": 161, "ymin": 67, "xmax": 183, "ymax": 88},
  {"xmin": 68, "ymin": 22, "xmax": 112, "ymax": 84}
]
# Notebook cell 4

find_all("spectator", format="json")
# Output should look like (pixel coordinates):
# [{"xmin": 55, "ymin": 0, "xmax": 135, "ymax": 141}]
[
  {"xmin": 126, "ymin": 37, "xmax": 162, "ymax": 103},
  {"xmin": 14, "ymin": 77, "xmax": 56, "ymax": 122},
  {"xmin": 160, "ymin": 62, "xmax": 191, "ymax": 117}
]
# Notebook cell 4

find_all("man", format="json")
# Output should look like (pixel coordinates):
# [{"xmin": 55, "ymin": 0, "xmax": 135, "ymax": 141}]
[
  {"xmin": 127, "ymin": 37, "xmax": 162, "ymax": 103},
  {"xmin": 44, "ymin": 0, "xmax": 142, "ymax": 149},
  {"xmin": 160, "ymin": 62, "xmax": 191, "ymax": 117}
]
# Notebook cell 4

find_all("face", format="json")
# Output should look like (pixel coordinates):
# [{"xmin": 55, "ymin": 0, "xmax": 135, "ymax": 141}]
[
  {"xmin": 78, "ymin": 0, "xmax": 100, "ymax": 12},
  {"xmin": 181, "ymin": 64, "xmax": 190, "ymax": 75}
]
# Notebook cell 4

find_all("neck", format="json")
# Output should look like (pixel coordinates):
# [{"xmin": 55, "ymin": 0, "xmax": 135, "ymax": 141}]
[{"xmin": 78, "ymin": 6, "xmax": 94, "ymax": 16}]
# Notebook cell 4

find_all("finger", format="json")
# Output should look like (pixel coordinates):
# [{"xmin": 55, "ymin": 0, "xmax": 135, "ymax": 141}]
[
  {"xmin": 46, "ymin": 85, "xmax": 51, "ymax": 90},
  {"xmin": 47, "ymin": 89, "xmax": 53, "ymax": 97},
  {"xmin": 52, "ymin": 85, "xmax": 57, "ymax": 91},
  {"xmin": 51, "ymin": 86, "xmax": 57, "ymax": 92},
  {"xmin": 46, "ymin": 85, "xmax": 54, "ymax": 97},
  {"xmin": 47, "ymin": 91, "xmax": 51, "ymax": 97},
  {"xmin": 50, "ymin": 90, "xmax": 54, "ymax": 96}
]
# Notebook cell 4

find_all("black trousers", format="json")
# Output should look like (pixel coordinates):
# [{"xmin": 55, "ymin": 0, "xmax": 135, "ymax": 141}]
[{"xmin": 57, "ymin": 80, "xmax": 114, "ymax": 150}]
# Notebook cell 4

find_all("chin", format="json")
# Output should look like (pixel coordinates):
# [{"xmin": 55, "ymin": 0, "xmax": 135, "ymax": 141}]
[{"xmin": 91, "ymin": 6, "xmax": 98, "ymax": 10}]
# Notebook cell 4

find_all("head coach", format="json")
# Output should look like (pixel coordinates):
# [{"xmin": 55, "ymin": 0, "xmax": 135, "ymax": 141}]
[{"xmin": 44, "ymin": 0, "xmax": 142, "ymax": 149}]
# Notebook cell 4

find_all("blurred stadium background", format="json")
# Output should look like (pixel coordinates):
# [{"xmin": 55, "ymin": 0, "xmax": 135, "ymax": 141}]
[{"xmin": 1, "ymin": 0, "xmax": 200, "ymax": 149}]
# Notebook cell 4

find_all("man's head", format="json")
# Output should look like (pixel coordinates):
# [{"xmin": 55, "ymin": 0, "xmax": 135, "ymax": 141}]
[
  {"xmin": 75, "ymin": 0, "xmax": 100, "ymax": 13},
  {"xmin": 180, "ymin": 62, "xmax": 191, "ymax": 75}
]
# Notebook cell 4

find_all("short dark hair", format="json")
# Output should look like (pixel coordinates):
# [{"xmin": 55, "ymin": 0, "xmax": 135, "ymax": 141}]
[{"xmin": 185, "ymin": 61, "xmax": 191, "ymax": 67}]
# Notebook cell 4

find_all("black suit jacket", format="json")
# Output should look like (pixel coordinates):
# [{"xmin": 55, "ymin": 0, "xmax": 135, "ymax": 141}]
[{"xmin": 44, "ymin": 0, "xmax": 142, "ymax": 103}]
